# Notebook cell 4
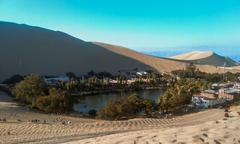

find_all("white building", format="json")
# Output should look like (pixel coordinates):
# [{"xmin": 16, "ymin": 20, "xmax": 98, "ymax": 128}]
[
  {"xmin": 109, "ymin": 79, "xmax": 118, "ymax": 84},
  {"xmin": 192, "ymin": 96, "xmax": 226, "ymax": 108},
  {"xmin": 234, "ymin": 82, "xmax": 240, "ymax": 89},
  {"xmin": 44, "ymin": 76, "xmax": 70, "ymax": 85},
  {"xmin": 136, "ymin": 71, "xmax": 147, "ymax": 76}
]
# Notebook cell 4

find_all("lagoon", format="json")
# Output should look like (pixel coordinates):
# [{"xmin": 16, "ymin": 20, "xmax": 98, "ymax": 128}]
[{"xmin": 74, "ymin": 89, "xmax": 164, "ymax": 113}]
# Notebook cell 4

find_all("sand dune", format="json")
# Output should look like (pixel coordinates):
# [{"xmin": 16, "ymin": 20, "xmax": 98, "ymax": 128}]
[
  {"xmin": 170, "ymin": 51, "xmax": 238, "ymax": 67},
  {"xmin": 170, "ymin": 51, "xmax": 214, "ymax": 60},
  {"xmin": 94, "ymin": 42, "xmax": 187, "ymax": 73},
  {"xmin": 94, "ymin": 42, "xmax": 240, "ymax": 74},
  {"xmin": 0, "ymin": 22, "xmax": 150, "ymax": 81}
]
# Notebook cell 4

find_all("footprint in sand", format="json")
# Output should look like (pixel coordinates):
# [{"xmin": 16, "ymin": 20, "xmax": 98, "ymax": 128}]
[
  {"xmin": 192, "ymin": 135, "xmax": 206, "ymax": 144},
  {"xmin": 233, "ymin": 137, "xmax": 240, "ymax": 144},
  {"xmin": 214, "ymin": 139, "xmax": 222, "ymax": 144}
]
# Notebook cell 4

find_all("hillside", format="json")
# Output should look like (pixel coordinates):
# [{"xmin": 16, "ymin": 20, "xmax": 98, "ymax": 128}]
[
  {"xmin": 94, "ymin": 43, "xmax": 240, "ymax": 74},
  {"xmin": 93, "ymin": 42, "xmax": 187, "ymax": 73},
  {"xmin": 170, "ymin": 51, "xmax": 238, "ymax": 67},
  {"xmin": 0, "ymin": 21, "xmax": 151, "ymax": 81}
]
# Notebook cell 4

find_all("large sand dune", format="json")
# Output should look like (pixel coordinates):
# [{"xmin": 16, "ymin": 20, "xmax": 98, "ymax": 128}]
[
  {"xmin": 94, "ymin": 42, "xmax": 187, "ymax": 73},
  {"xmin": 0, "ymin": 22, "xmax": 150, "ymax": 81},
  {"xmin": 94, "ymin": 42, "xmax": 240, "ymax": 74},
  {"xmin": 170, "ymin": 51, "xmax": 214, "ymax": 60},
  {"xmin": 170, "ymin": 51, "xmax": 238, "ymax": 67}
]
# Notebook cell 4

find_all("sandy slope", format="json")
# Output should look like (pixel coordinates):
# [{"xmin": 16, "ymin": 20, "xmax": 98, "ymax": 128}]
[
  {"xmin": 94, "ymin": 42, "xmax": 187, "ymax": 73},
  {"xmin": 0, "ymin": 22, "xmax": 150, "ymax": 81},
  {"xmin": 169, "ymin": 51, "xmax": 238, "ymax": 67},
  {"xmin": 94, "ymin": 42, "xmax": 240, "ymax": 73},
  {"xmin": 170, "ymin": 51, "xmax": 214, "ymax": 60},
  {"xmin": 67, "ymin": 116, "xmax": 240, "ymax": 144},
  {"xmin": 0, "ymin": 91, "xmax": 227, "ymax": 144},
  {"xmin": 234, "ymin": 66, "xmax": 240, "ymax": 70},
  {"xmin": 68, "ymin": 105, "xmax": 240, "ymax": 144}
]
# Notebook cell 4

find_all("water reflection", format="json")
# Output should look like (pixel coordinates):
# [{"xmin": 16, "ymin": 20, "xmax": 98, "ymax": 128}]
[{"xmin": 74, "ymin": 90, "xmax": 164, "ymax": 113}]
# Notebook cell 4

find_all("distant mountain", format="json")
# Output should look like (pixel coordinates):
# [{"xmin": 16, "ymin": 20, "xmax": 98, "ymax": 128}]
[{"xmin": 169, "ymin": 51, "xmax": 239, "ymax": 67}]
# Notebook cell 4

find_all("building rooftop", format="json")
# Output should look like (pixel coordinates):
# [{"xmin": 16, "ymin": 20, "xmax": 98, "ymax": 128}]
[{"xmin": 204, "ymin": 89, "xmax": 217, "ymax": 94}]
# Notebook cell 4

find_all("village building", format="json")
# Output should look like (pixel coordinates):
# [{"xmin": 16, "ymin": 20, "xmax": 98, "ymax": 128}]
[
  {"xmin": 136, "ymin": 71, "xmax": 147, "ymax": 76},
  {"xmin": 109, "ymin": 79, "xmax": 118, "ymax": 84},
  {"xmin": 192, "ymin": 96, "xmax": 226, "ymax": 108},
  {"xmin": 197, "ymin": 89, "xmax": 218, "ymax": 99},
  {"xmin": 218, "ymin": 88, "xmax": 240, "ymax": 100},
  {"xmin": 44, "ymin": 76, "xmax": 70, "ymax": 86},
  {"xmin": 234, "ymin": 82, "xmax": 240, "ymax": 89},
  {"xmin": 192, "ymin": 84, "xmax": 240, "ymax": 108}
]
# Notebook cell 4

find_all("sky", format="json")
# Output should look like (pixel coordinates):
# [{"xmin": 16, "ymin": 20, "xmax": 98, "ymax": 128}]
[{"xmin": 0, "ymin": 0, "xmax": 240, "ymax": 53}]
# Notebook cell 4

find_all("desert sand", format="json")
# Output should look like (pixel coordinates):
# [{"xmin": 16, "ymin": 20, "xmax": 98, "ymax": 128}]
[
  {"xmin": 95, "ymin": 42, "xmax": 240, "ymax": 73},
  {"xmin": 94, "ymin": 42, "xmax": 187, "ymax": 73},
  {"xmin": 67, "ymin": 116, "xmax": 240, "ymax": 144},
  {"xmin": 169, "ymin": 51, "xmax": 238, "ymax": 67},
  {"xmin": 170, "ymin": 51, "xmax": 214, "ymax": 60},
  {"xmin": 1, "ymin": 91, "xmax": 240, "ymax": 144}
]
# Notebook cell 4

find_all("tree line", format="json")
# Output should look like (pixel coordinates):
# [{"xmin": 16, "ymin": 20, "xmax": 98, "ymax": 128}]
[{"xmin": 2, "ymin": 63, "xmax": 240, "ymax": 119}]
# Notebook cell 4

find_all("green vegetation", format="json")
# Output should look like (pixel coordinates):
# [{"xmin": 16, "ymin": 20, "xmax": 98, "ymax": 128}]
[
  {"xmin": 35, "ymin": 88, "xmax": 73, "ymax": 113},
  {"xmin": 4, "ymin": 64, "xmax": 240, "ymax": 119},
  {"xmin": 12, "ymin": 74, "xmax": 47, "ymax": 104},
  {"xmin": 143, "ymin": 99, "xmax": 157, "ymax": 116},
  {"xmin": 159, "ymin": 78, "xmax": 209, "ymax": 113},
  {"xmin": 172, "ymin": 63, "xmax": 202, "ymax": 79},
  {"xmin": 173, "ymin": 63, "xmax": 240, "ymax": 83},
  {"xmin": 12, "ymin": 74, "xmax": 73, "ymax": 113},
  {"xmin": 97, "ymin": 94, "xmax": 157, "ymax": 120}
]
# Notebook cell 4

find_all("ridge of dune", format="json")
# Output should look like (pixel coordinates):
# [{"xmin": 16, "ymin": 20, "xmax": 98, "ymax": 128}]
[
  {"xmin": 93, "ymin": 42, "xmax": 187, "ymax": 73},
  {"xmin": 169, "ymin": 50, "xmax": 238, "ymax": 67},
  {"xmin": 93, "ymin": 42, "xmax": 240, "ymax": 74},
  {"xmin": 170, "ymin": 51, "xmax": 214, "ymax": 60},
  {"xmin": 0, "ymin": 21, "xmax": 152, "ymax": 81}
]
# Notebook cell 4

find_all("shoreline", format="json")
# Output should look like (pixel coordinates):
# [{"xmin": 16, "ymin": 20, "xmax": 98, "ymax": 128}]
[
  {"xmin": 71, "ymin": 86, "xmax": 164, "ymax": 97},
  {"xmin": 1, "ymin": 91, "xmax": 239, "ymax": 144}
]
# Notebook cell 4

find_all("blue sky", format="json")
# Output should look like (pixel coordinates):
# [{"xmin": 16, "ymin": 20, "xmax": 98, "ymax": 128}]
[{"xmin": 0, "ymin": 0, "xmax": 240, "ymax": 52}]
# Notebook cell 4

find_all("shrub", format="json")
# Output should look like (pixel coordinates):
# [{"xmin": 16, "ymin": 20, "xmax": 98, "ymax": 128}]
[
  {"xmin": 143, "ymin": 99, "xmax": 157, "ymax": 116},
  {"xmin": 159, "ymin": 78, "xmax": 208, "ymax": 113},
  {"xmin": 97, "ymin": 94, "xmax": 146, "ymax": 120},
  {"xmin": 12, "ymin": 74, "xmax": 46, "ymax": 104},
  {"xmin": 35, "ymin": 88, "xmax": 73, "ymax": 113}
]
